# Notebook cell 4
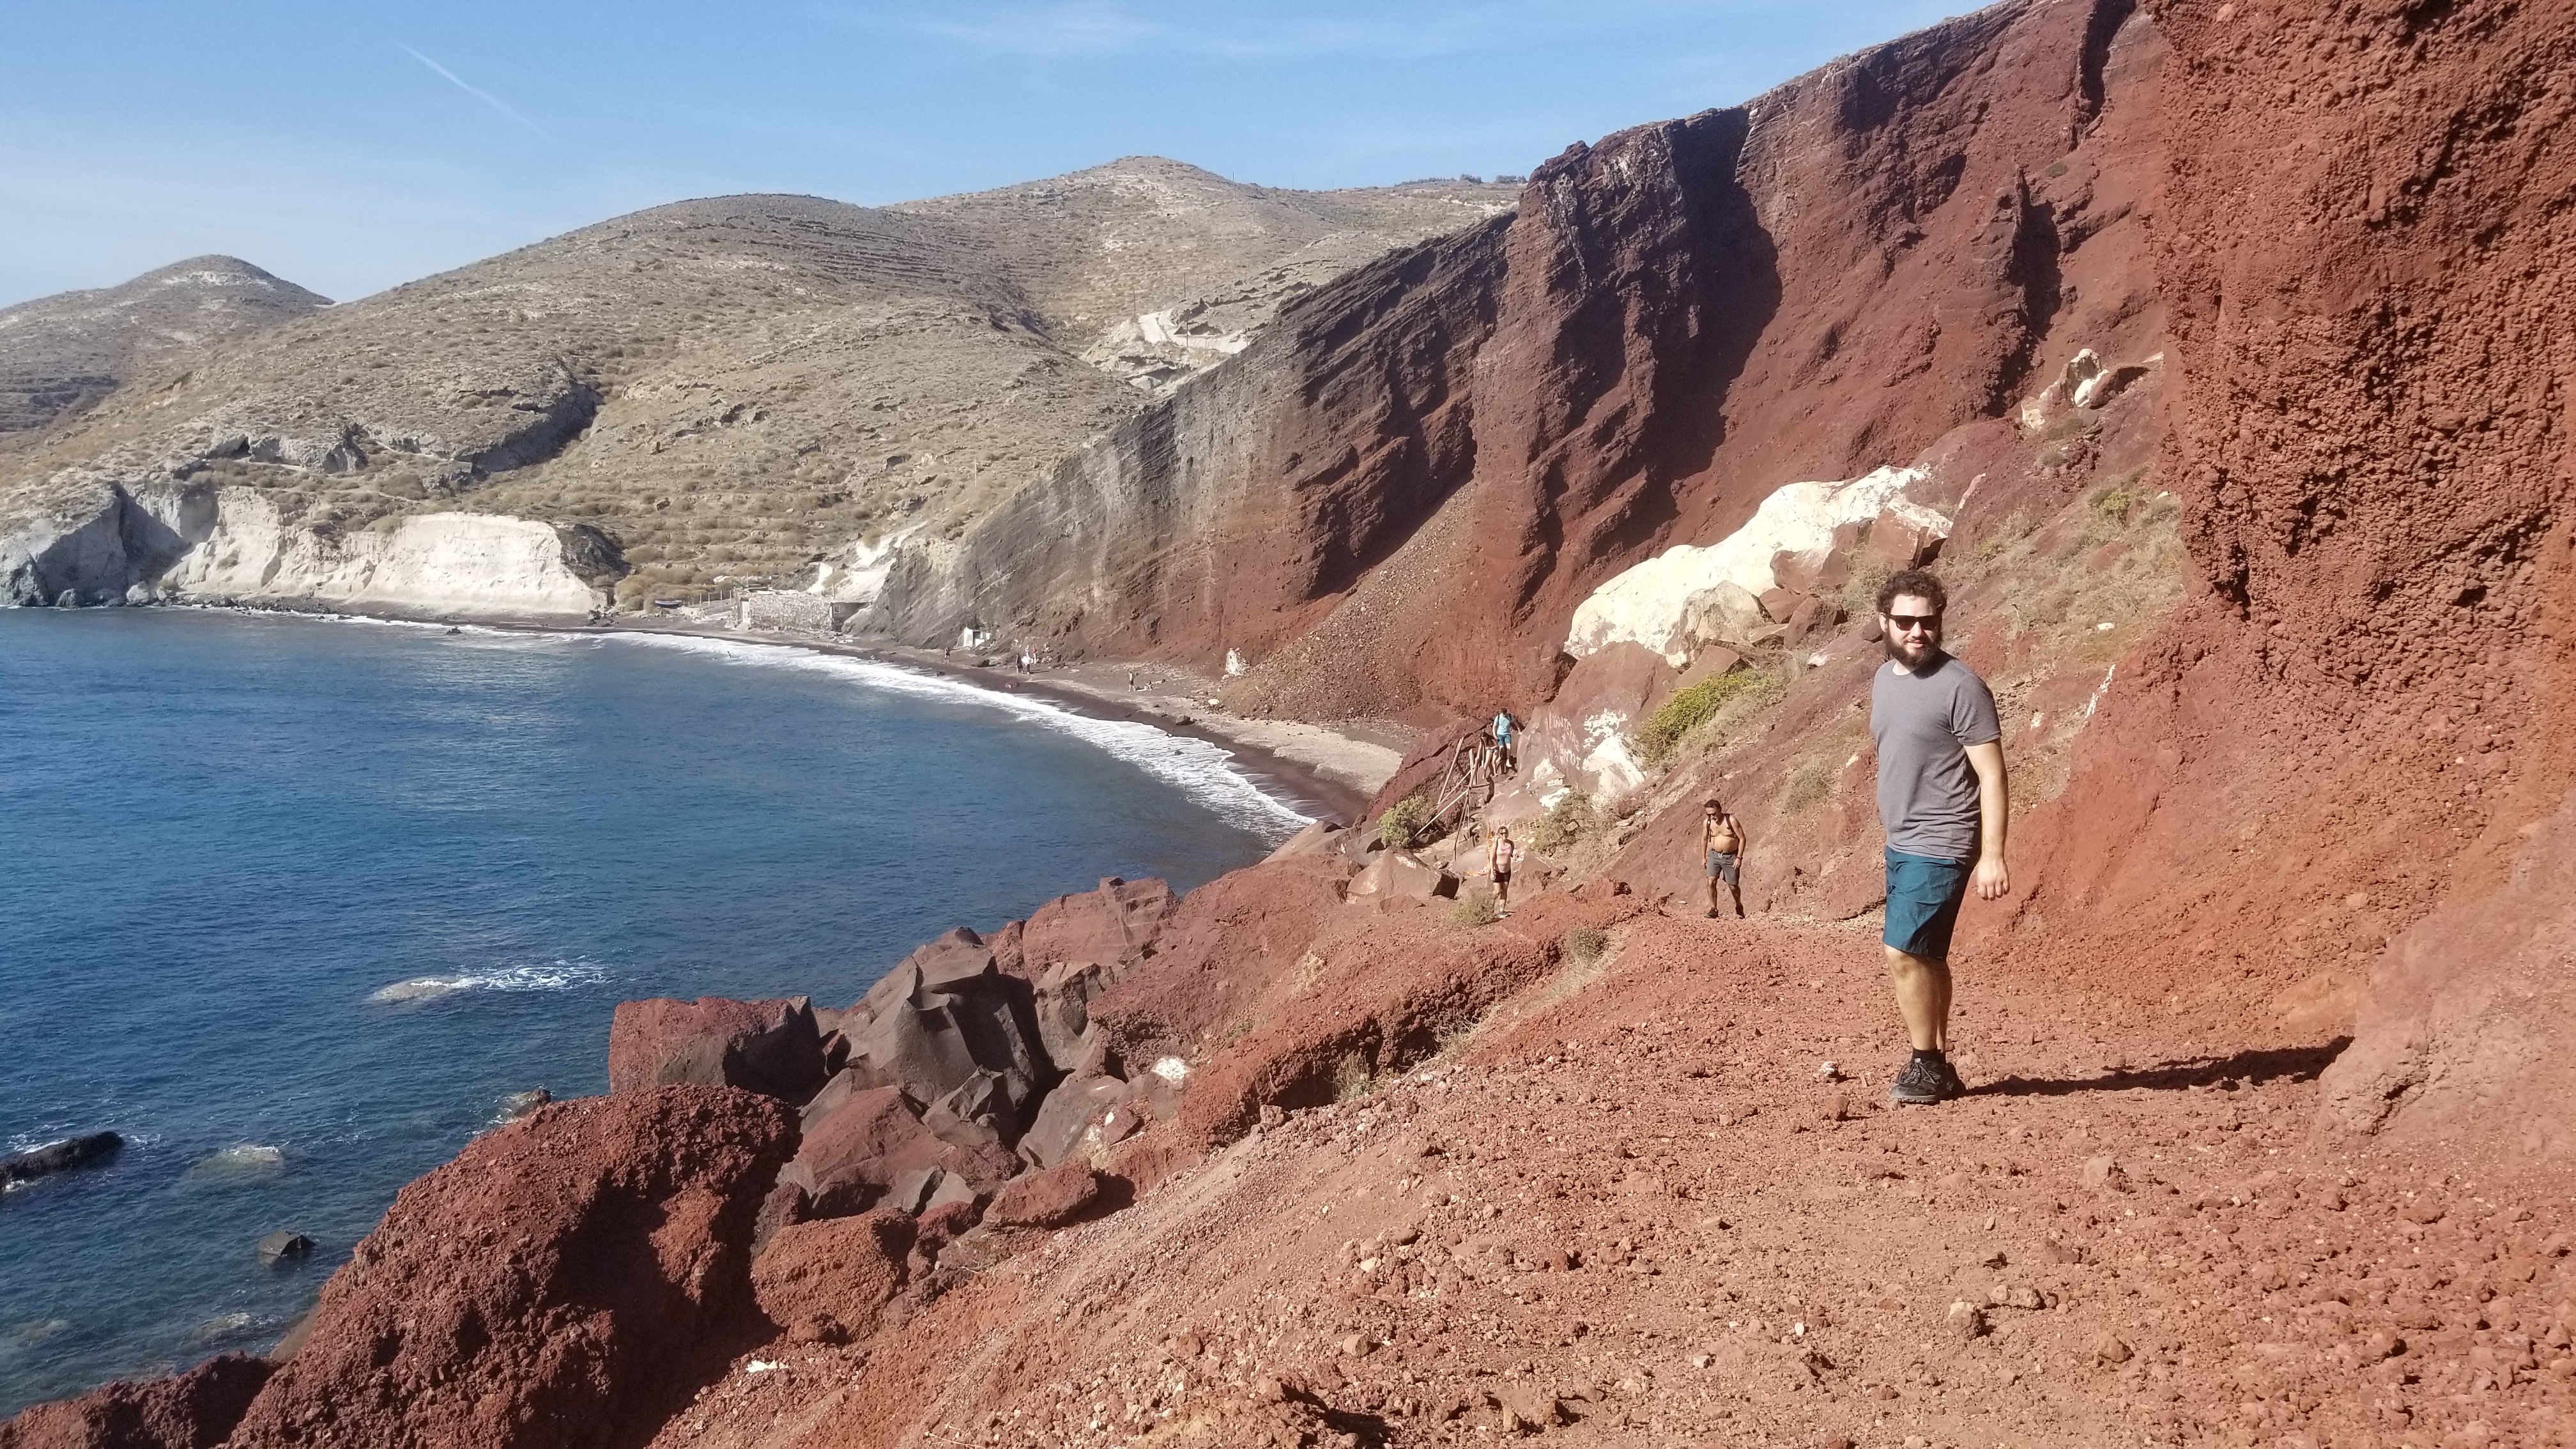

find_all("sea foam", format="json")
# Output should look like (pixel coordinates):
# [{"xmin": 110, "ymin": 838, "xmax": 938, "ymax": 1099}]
[{"xmin": 368, "ymin": 960, "xmax": 610, "ymax": 1004}]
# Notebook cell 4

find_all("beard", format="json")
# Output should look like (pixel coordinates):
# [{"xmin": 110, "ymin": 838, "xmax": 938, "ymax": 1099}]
[{"xmin": 1882, "ymin": 629, "xmax": 1940, "ymax": 668}]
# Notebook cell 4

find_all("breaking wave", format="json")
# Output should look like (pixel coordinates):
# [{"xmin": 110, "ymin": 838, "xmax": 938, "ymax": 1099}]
[{"xmin": 368, "ymin": 960, "xmax": 611, "ymax": 1004}]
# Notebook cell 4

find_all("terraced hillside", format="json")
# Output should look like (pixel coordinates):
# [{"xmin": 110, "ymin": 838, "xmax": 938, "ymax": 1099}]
[{"xmin": 0, "ymin": 256, "xmax": 328, "ymax": 436}]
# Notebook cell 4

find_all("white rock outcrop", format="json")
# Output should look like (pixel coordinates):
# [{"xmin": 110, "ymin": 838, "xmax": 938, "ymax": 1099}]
[
  {"xmin": 808, "ymin": 531, "xmax": 909, "ymax": 605},
  {"xmin": 1565, "ymin": 466, "xmax": 1949, "ymax": 666},
  {"xmin": 158, "ymin": 488, "xmax": 604, "ymax": 618}
]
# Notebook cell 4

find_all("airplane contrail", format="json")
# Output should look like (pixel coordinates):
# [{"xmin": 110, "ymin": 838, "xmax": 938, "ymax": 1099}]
[{"xmin": 397, "ymin": 44, "xmax": 555, "ymax": 141}]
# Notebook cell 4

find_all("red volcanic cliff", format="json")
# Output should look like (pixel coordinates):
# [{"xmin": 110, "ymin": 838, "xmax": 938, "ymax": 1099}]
[
  {"xmin": 1993, "ymin": 0, "xmax": 2576, "ymax": 1146},
  {"xmin": 880, "ymin": 0, "xmax": 2168, "ymax": 721}
]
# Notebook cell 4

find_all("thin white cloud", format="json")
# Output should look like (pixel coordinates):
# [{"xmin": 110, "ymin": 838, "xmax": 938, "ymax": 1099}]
[{"xmin": 397, "ymin": 44, "xmax": 556, "ymax": 142}]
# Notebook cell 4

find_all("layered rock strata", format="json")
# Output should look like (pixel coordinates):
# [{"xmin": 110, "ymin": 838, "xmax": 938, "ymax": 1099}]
[{"xmin": 873, "ymin": 0, "xmax": 2163, "ymax": 721}]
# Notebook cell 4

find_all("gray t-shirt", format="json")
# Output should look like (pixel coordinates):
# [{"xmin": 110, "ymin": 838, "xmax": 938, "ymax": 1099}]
[{"xmin": 1870, "ymin": 653, "xmax": 2002, "ymax": 860}]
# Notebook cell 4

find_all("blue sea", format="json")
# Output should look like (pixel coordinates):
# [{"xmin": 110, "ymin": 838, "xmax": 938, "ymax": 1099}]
[{"xmin": 0, "ymin": 608, "xmax": 1298, "ymax": 1416}]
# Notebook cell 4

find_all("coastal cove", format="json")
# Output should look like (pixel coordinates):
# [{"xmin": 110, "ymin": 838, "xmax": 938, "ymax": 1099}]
[{"xmin": 0, "ymin": 607, "xmax": 1303, "ymax": 1416}]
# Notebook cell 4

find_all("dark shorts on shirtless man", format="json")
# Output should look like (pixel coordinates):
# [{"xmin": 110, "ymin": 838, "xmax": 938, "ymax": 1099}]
[{"xmin": 1701, "ymin": 799, "xmax": 1744, "ymax": 918}]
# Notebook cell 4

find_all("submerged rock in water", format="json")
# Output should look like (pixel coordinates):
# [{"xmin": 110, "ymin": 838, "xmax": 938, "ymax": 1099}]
[
  {"xmin": 187, "ymin": 1145, "xmax": 284, "ymax": 1179},
  {"xmin": 256, "ymin": 1231, "xmax": 315, "ymax": 1266},
  {"xmin": 368, "ymin": 976, "xmax": 466, "ymax": 1004},
  {"xmin": 0, "ymin": 1131, "xmax": 123, "ymax": 1186},
  {"xmin": 498, "ymin": 1087, "xmax": 551, "ymax": 1122}
]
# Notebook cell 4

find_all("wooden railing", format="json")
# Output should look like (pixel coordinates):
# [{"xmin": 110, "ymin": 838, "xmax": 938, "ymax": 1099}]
[{"xmin": 1414, "ymin": 732, "xmax": 1509, "ymax": 843}]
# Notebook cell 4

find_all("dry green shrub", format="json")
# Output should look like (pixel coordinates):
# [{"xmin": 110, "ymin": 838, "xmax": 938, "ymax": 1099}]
[
  {"xmin": 1527, "ymin": 791, "xmax": 1593, "ymax": 854},
  {"xmin": 1378, "ymin": 797, "xmax": 1425, "ymax": 850},
  {"xmin": 1972, "ymin": 509, "xmax": 2032, "ymax": 564},
  {"xmin": 1840, "ymin": 554, "xmax": 1892, "ymax": 621},
  {"xmin": 1332, "ymin": 1053, "xmax": 1376, "ymax": 1103},
  {"xmin": 1783, "ymin": 760, "xmax": 1833, "ymax": 812},
  {"xmin": 1563, "ymin": 926, "xmax": 1609, "ymax": 965},
  {"xmin": 1635, "ymin": 668, "xmax": 1786, "ymax": 767},
  {"xmin": 1451, "ymin": 891, "xmax": 1501, "ymax": 928}
]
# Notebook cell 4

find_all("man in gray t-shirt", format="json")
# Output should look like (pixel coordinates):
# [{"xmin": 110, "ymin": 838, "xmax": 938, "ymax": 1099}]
[{"xmin": 1867, "ymin": 568, "xmax": 2009, "ymax": 1106}]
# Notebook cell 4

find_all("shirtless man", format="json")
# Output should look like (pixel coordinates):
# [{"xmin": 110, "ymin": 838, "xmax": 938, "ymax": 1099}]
[
  {"xmin": 1701, "ymin": 799, "xmax": 1744, "ymax": 918},
  {"xmin": 1488, "ymin": 826, "xmax": 1519, "ymax": 914}
]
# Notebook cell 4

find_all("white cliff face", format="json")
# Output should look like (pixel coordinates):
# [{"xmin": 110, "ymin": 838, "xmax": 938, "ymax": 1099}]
[
  {"xmin": 808, "ymin": 530, "xmax": 911, "ymax": 604},
  {"xmin": 1565, "ymin": 466, "xmax": 1947, "ymax": 665},
  {"xmin": 157, "ymin": 488, "xmax": 604, "ymax": 618}
]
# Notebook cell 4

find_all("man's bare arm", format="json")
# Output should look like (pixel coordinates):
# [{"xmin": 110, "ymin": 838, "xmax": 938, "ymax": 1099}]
[{"xmin": 1963, "ymin": 739, "xmax": 2011, "ymax": 900}]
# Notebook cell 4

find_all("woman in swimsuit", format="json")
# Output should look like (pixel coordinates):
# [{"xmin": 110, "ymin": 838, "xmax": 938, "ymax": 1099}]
[{"xmin": 1488, "ymin": 825, "xmax": 1518, "ymax": 914}]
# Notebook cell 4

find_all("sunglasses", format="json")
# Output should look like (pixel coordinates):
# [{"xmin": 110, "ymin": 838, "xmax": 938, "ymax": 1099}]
[{"xmin": 1885, "ymin": 613, "xmax": 1942, "ymax": 632}]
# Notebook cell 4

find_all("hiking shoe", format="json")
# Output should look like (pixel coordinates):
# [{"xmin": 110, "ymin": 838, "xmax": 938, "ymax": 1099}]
[{"xmin": 1890, "ymin": 1056, "xmax": 1950, "ymax": 1106}]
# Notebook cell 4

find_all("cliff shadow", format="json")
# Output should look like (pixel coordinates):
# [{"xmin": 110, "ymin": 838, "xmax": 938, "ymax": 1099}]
[{"xmin": 1565, "ymin": 106, "xmax": 1786, "ymax": 574}]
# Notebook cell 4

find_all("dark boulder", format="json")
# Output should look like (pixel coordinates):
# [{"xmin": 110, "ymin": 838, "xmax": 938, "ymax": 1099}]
[
  {"xmin": 838, "ymin": 931, "xmax": 1048, "ymax": 1130},
  {"xmin": 920, "ymin": 1067, "xmax": 1033, "ymax": 1149},
  {"xmin": 1010, "ymin": 879, "xmax": 1177, "ymax": 1070},
  {"xmin": 0, "ymin": 1129, "xmax": 121, "ymax": 1186},
  {"xmin": 1017, "ymin": 1073, "xmax": 1143, "ymax": 1169},
  {"xmin": 779, "ymin": 1078, "xmax": 1020, "ymax": 1218},
  {"xmin": 254, "ymin": 1232, "xmax": 314, "ymax": 1267},
  {"xmin": 0, "ymin": 1132, "xmax": 122, "ymax": 1187}
]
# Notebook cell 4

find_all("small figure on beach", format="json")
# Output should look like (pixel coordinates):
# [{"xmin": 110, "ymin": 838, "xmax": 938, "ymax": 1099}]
[
  {"xmin": 1491, "ymin": 710, "xmax": 1517, "ymax": 773},
  {"xmin": 1488, "ymin": 825, "xmax": 1517, "ymax": 914},
  {"xmin": 1701, "ymin": 798, "xmax": 1744, "ymax": 918},
  {"xmin": 1868, "ymin": 567, "xmax": 2009, "ymax": 1107}
]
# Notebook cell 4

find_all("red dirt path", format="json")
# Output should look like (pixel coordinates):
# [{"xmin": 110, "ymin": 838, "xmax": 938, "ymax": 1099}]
[{"xmin": 640, "ymin": 912, "xmax": 2576, "ymax": 1449}]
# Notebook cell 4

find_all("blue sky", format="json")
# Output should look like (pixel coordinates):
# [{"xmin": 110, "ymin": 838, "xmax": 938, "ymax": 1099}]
[{"xmin": 1, "ymin": 1, "xmax": 1965, "ymax": 309}]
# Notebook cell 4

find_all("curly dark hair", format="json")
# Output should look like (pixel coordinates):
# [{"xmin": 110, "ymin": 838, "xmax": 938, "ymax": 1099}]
[{"xmin": 1875, "ymin": 567, "xmax": 1948, "ymax": 617}]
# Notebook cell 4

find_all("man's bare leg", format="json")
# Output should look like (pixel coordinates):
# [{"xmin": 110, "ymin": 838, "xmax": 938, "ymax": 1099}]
[{"xmin": 1884, "ymin": 946, "xmax": 1952, "ymax": 1052}]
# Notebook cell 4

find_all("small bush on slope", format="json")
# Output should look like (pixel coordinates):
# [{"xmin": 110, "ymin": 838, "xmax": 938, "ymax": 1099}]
[{"xmin": 1634, "ymin": 668, "xmax": 1782, "ymax": 767}]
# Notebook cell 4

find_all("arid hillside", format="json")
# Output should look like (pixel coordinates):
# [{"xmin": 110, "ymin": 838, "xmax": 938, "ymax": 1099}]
[
  {"xmin": 0, "ymin": 163, "xmax": 1514, "ymax": 612},
  {"xmin": 0, "ymin": 257, "xmax": 328, "ymax": 437}
]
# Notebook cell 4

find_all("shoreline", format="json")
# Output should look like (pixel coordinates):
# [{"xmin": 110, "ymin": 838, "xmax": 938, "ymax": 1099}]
[{"xmin": 581, "ymin": 620, "xmax": 1393, "ymax": 826}]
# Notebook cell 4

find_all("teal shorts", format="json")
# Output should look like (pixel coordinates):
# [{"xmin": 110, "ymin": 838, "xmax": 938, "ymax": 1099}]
[{"xmin": 1884, "ymin": 849, "xmax": 1972, "ymax": 959}]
